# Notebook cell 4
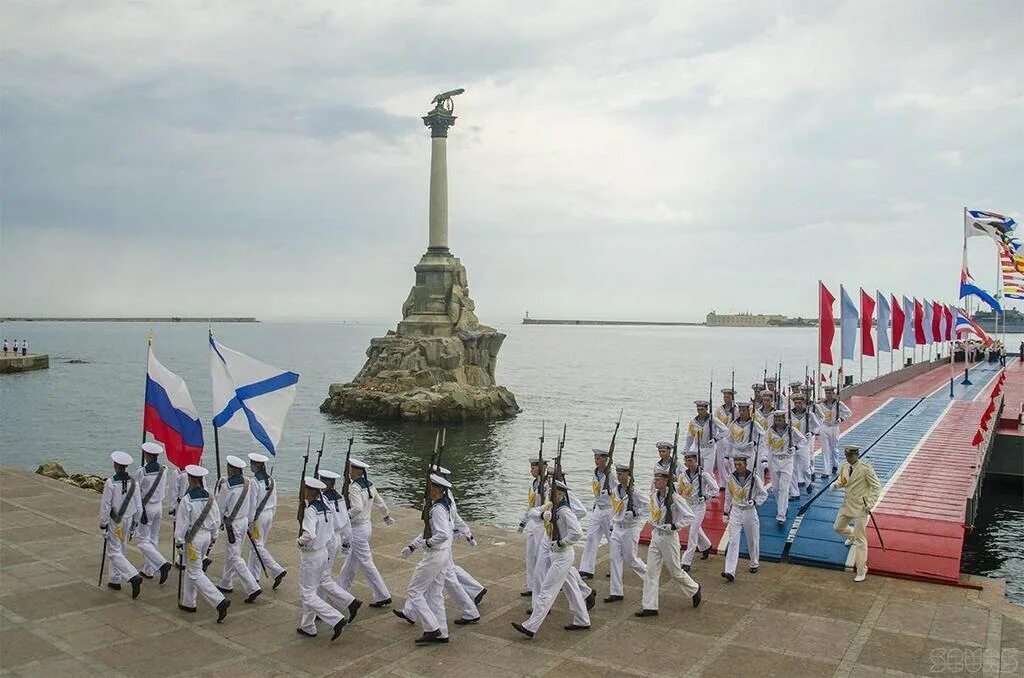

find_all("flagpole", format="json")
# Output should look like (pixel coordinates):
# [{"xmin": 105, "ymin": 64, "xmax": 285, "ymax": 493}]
[
  {"xmin": 839, "ymin": 285, "xmax": 845, "ymax": 393},
  {"xmin": 143, "ymin": 332, "xmax": 152, "ymax": 446},
  {"xmin": 818, "ymin": 280, "xmax": 823, "ymax": 393}
]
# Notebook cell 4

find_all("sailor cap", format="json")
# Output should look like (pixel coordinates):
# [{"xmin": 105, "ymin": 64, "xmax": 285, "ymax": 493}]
[
  {"xmin": 683, "ymin": 451, "xmax": 698, "ymax": 458},
  {"xmin": 111, "ymin": 450, "xmax": 133, "ymax": 466},
  {"xmin": 731, "ymin": 441, "xmax": 756, "ymax": 459},
  {"xmin": 304, "ymin": 476, "xmax": 326, "ymax": 490},
  {"xmin": 765, "ymin": 375, "xmax": 778, "ymax": 382},
  {"xmin": 789, "ymin": 380, "xmax": 803, "ymax": 388},
  {"xmin": 318, "ymin": 469, "xmax": 341, "ymax": 480},
  {"xmin": 431, "ymin": 465, "xmax": 452, "ymax": 476},
  {"xmin": 694, "ymin": 400, "xmax": 710, "ymax": 407},
  {"xmin": 553, "ymin": 480, "xmax": 570, "ymax": 491},
  {"xmin": 225, "ymin": 455, "xmax": 246, "ymax": 469},
  {"xmin": 140, "ymin": 441, "xmax": 164, "ymax": 456},
  {"xmin": 186, "ymin": 464, "xmax": 209, "ymax": 477},
  {"xmin": 761, "ymin": 390, "xmax": 776, "ymax": 398},
  {"xmin": 772, "ymin": 409, "xmax": 788, "ymax": 417},
  {"xmin": 721, "ymin": 388, "xmax": 736, "ymax": 395},
  {"xmin": 655, "ymin": 441, "xmax": 673, "ymax": 449},
  {"xmin": 751, "ymin": 383, "xmax": 765, "ymax": 390},
  {"xmin": 529, "ymin": 458, "xmax": 548, "ymax": 465},
  {"xmin": 791, "ymin": 393, "xmax": 806, "ymax": 401},
  {"xmin": 430, "ymin": 473, "xmax": 452, "ymax": 489},
  {"xmin": 824, "ymin": 385, "xmax": 836, "ymax": 391},
  {"xmin": 844, "ymin": 445, "xmax": 861, "ymax": 455},
  {"xmin": 248, "ymin": 453, "xmax": 269, "ymax": 464},
  {"xmin": 737, "ymin": 401, "xmax": 752, "ymax": 408},
  {"xmin": 614, "ymin": 463, "xmax": 631, "ymax": 472},
  {"xmin": 349, "ymin": 457, "xmax": 368, "ymax": 470},
  {"xmin": 592, "ymin": 448, "xmax": 609, "ymax": 457},
  {"xmin": 653, "ymin": 468, "xmax": 672, "ymax": 477}
]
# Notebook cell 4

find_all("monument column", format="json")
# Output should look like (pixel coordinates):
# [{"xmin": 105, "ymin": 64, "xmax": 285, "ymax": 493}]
[{"xmin": 423, "ymin": 106, "xmax": 456, "ymax": 254}]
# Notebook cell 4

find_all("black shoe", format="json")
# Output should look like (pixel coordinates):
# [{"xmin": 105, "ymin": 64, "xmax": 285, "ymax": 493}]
[
  {"xmin": 216, "ymin": 585, "xmax": 234, "ymax": 594},
  {"xmin": 692, "ymin": 584, "xmax": 702, "ymax": 608},
  {"xmin": 129, "ymin": 575, "xmax": 143, "ymax": 599},
  {"xmin": 107, "ymin": 582, "xmax": 122, "ymax": 591},
  {"xmin": 604, "ymin": 595, "xmax": 623, "ymax": 603},
  {"xmin": 348, "ymin": 599, "xmax": 363, "ymax": 623},
  {"xmin": 296, "ymin": 628, "xmax": 316, "ymax": 637},
  {"xmin": 519, "ymin": 590, "xmax": 532, "ymax": 597},
  {"xmin": 579, "ymin": 571, "xmax": 594, "ymax": 580},
  {"xmin": 585, "ymin": 590, "xmax": 596, "ymax": 610},
  {"xmin": 749, "ymin": 565, "xmax": 759, "ymax": 574},
  {"xmin": 272, "ymin": 571, "xmax": 287, "ymax": 590},
  {"xmin": 216, "ymin": 599, "xmax": 230, "ymax": 623},
  {"xmin": 777, "ymin": 519, "xmax": 785, "ymax": 528},
  {"xmin": 178, "ymin": 604, "xmax": 197, "ymax": 613},
  {"xmin": 158, "ymin": 562, "xmax": 172, "ymax": 585},
  {"xmin": 331, "ymin": 618, "xmax": 346, "ymax": 641},
  {"xmin": 700, "ymin": 548, "xmax": 711, "ymax": 560},
  {"xmin": 511, "ymin": 622, "xmax": 534, "ymax": 638},
  {"xmin": 393, "ymin": 609, "xmax": 415, "ymax": 625},
  {"xmin": 415, "ymin": 629, "xmax": 443, "ymax": 644},
  {"xmin": 202, "ymin": 557, "xmax": 212, "ymax": 573},
  {"xmin": 634, "ymin": 609, "xmax": 659, "ymax": 617},
  {"xmin": 245, "ymin": 589, "xmax": 263, "ymax": 604},
  {"xmin": 564, "ymin": 624, "xmax": 590, "ymax": 631},
  {"xmin": 175, "ymin": 563, "xmax": 185, "ymax": 570},
  {"xmin": 369, "ymin": 597, "xmax": 392, "ymax": 608},
  {"xmin": 832, "ymin": 466, "xmax": 838, "ymax": 475},
  {"xmin": 605, "ymin": 573, "xmax": 610, "ymax": 578},
  {"xmin": 473, "ymin": 588, "xmax": 488, "ymax": 605},
  {"xmin": 807, "ymin": 484, "xmax": 813, "ymax": 494},
  {"xmin": 682, "ymin": 564, "xmax": 691, "ymax": 573},
  {"xmin": 139, "ymin": 572, "xmax": 154, "ymax": 579},
  {"xmin": 454, "ymin": 617, "xmax": 479, "ymax": 625},
  {"xmin": 721, "ymin": 572, "xmax": 735, "ymax": 583},
  {"xmin": 526, "ymin": 609, "xmax": 532, "ymax": 615},
  {"xmin": 789, "ymin": 495, "xmax": 801, "ymax": 501}
]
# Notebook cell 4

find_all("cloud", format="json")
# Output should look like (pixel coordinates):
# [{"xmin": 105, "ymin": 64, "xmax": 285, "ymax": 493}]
[{"xmin": 1, "ymin": 0, "xmax": 1022, "ymax": 321}]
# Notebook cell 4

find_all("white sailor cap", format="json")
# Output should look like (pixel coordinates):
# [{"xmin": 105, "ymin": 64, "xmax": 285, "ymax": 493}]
[
  {"xmin": 721, "ymin": 388, "xmax": 736, "ymax": 395},
  {"xmin": 140, "ymin": 441, "xmax": 164, "ymax": 456},
  {"xmin": 318, "ymin": 469, "xmax": 341, "ymax": 480},
  {"xmin": 429, "ymin": 473, "xmax": 452, "ymax": 489},
  {"xmin": 186, "ymin": 464, "xmax": 209, "ymax": 477},
  {"xmin": 614, "ymin": 463, "xmax": 631, "ymax": 472},
  {"xmin": 430, "ymin": 465, "xmax": 451, "ymax": 476},
  {"xmin": 592, "ymin": 448, "xmax": 609, "ymax": 457},
  {"xmin": 694, "ymin": 400, "xmax": 710, "ymax": 407},
  {"xmin": 111, "ymin": 450, "xmax": 133, "ymax": 466},
  {"xmin": 772, "ymin": 409, "xmax": 788, "ymax": 417},
  {"xmin": 751, "ymin": 383, "xmax": 765, "ymax": 390},
  {"xmin": 553, "ymin": 480, "xmax": 570, "ymax": 491},
  {"xmin": 824, "ymin": 384, "xmax": 836, "ymax": 391},
  {"xmin": 653, "ymin": 467, "xmax": 673, "ymax": 477},
  {"xmin": 304, "ymin": 476, "xmax": 326, "ymax": 490},
  {"xmin": 765, "ymin": 375, "xmax": 778, "ymax": 382},
  {"xmin": 655, "ymin": 441, "xmax": 673, "ymax": 449},
  {"xmin": 225, "ymin": 455, "xmax": 246, "ymax": 469},
  {"xmin": 349, "ymin": 457, "xmax": 368, "ymax": 470},
  {"xmin": 761, "ymin": 390, "xmax": 776, "ymax": 398},
  {"xmin": 791, "ymin": 393, "xmax": 806, "ymax": 401},
  {"xmin": 737, "ymin": 401, "xmax": 752, "ymax": 408},
  {"xmin": 248, "ymin": 453, "xmax": 269, "ymax": 464},
  {"xmin": 789, "ymin": 380, "xmax": 803, "ymax": 388},
  {"xmin": 683, "ymin": 450, "xmax": 698, "ymax": 458},
  {"xmin": 529, "ymin": 458, "xmax": 548, "ymax": 465},
  {"xmin": 732, "ymin": 441, "xmax": 756, "ymax": 460}
]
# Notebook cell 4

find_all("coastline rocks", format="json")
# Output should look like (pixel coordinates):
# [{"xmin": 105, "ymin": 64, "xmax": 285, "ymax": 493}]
[{"xmin": 35, "ymin": 461, "xmax": 105, "ymax": 493}]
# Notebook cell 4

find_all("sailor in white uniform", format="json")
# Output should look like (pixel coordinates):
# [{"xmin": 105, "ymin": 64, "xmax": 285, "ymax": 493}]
[
  {"xmin": 816, "ymin": 385, "xmax": 852, "ymax": 477},
  {"xmin": 398, "ymin": 473, "xmax": 456, "ymax": 644},
  {"xmin": 678, "ymin": 451, "xmax": 719, "ymax": 571},
  {"xmin": 246, "ymin": 453, "xmax": 287, "ymax": 589},
  {"xmin": 604, "ymin": 462, "xmax": 647, "ymax": 603},
  {"xmin": 652, "ymin": 441, "xmax": 680, "ymax": 487},
  {"xmin": 512, "ymin": 480, "xmax": 591, "ymax": 638},
  {"xmin": 684, "ymin": 401, "xmax": 726, "ymax": 483},
  {"xmin": 721, "ymin": 444, "xmax": 768, "ymax": 582},
  {"xmin": 789, "ymin": 393, "xmax": 822, "ymax": 492},
  {"xmin": 527, "ymin": 473, "xmax": 595, "ymax": 611},
  {"xmin": 729, "ymin": 402, "xmax": 766, "ymax": 484},
  {"xmin": 100, "ymin": 450, "xmax": 144, "ymax": 598},
  {"xmin": 635, "ymin": 467, "xmax": 702, "ymax": 617},
  {"xmin": 215, "ymin": 456, "xmax": 262, "ymax": 603},
  {"xmin": 714, "ymin": 388, "xmax": 739, "ymax": 486},
  {"xmin": 174, "ymin": 465, "xmax": 230, "ymax": 621},
  {"xmin": 133, "ymin": 441, "xmax": 172, "ymax": 584},
  {"xmin": 518, "ymin": 457, "xmax": 548, "ymax": 598},
  {"xmin": 579, "ymin": 448, "xmax": 617, "ymax": 579},
  {"xmin": 761, "ymin": 409, "xmax": 807, "ymax": 525},
  {"xmin": 296, "ymin": 476, "xmax": 347, "ymax": 641},
  {"xmin": 317, "ymin": 469, "xmax": 363, "ymax": 623},
  {"xmin": 168, "ymin": 463, "xmax": 189, "ymax": 569},
  {"xmin": 338, "ymin": 458, "xmax": 394, "ymax": 607}
]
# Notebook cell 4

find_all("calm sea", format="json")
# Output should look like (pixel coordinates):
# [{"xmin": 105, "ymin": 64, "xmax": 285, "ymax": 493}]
[{"xmin": 1, "ymin": 320, "xmax": 1019, "ymax": 602}]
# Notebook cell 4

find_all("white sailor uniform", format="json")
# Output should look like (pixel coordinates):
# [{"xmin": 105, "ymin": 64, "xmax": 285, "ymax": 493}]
[
  {"xmin": 174, "ymin": 486, "xmax": 226, "ymax": 610},
  {"xmin": 608, "ymin": 482, "xmax": 648, "ymax": 597},
  {"xmin": 641, "ymin": 489, "xmax": 700, "ymax": 611},
  {"xmin": 729, "ymin": 416, "xmax": 767, "ymax": 482},
  {"xmin": 816, "ymin": 398, "xmax": 852, "ymax": 475},
  {"xmin": 521, "ymin": 497, "xmax": 590, "ymax": 634},
  {"xmin": 520, "ymin": 475, "xmax": 547, "ymax": 593},
  {"xmin": 529, "ymin": 489, "xmax": 593, "ymax": 603},
  {"xmin": 714, "ymin": 403, "xmax": 739, "ymax": 484},
  {"xmin": 320, "ymin": 485, "xmax": 356, "ymax": 608},
  {"xmin": 684, "ymin": 416, "xmax": 726, "ymax": 482},
  {"xmin": 100, "ymin": 471, "xmax": 142, "ymax": 586},
  {"xmin": 338, "ymin": 476, "xmax": 391, "ymax": 603},
  {"xmin": 579, "ymin": 466, "xmax": 617, "ymax": 576},
  {"xmin": 761, "ymin": 423, "xmax": 807, "ymax": 520},
  {"xmin": 216, "ymin": 474, "xmax": 260, "ymax": 596},
  {"xmin": 297, "ymin": 497, "xmax": 345, "ymax": 635},
  {"xmin": 247, "ymin": 469, "xmax": 286, "ymax": 581},
  {"xmin": 789, "ymin": 406, "xmax": 823, "ymax": 488},
  {"xmin": 405, "ymin": 497, "xmax": 455, "ymax": 638},
  {"xmin": 722, "ymin": 469, "xmax": 768, "ymax": 576},
  {"xmin": 678, "ymin": 467, "xmax": 719, "ymax": 566},
  {"xmin": 134, "ymin": 460, "xmax": 170, "ymax": 577}
]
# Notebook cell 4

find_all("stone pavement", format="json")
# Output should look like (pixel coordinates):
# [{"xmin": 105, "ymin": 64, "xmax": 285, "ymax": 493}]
[{"xmin": 1, "ymin": 467, "xmax": 1020, "ymax": 677}]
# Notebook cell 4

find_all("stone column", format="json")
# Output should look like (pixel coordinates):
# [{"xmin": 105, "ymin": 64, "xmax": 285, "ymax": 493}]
[{"xmin": 422, "ymin": 109, "xmax": 456, "ymax": 255}]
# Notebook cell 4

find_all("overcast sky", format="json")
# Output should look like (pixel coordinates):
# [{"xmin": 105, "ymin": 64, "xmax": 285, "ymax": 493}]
[{"xmin": 2, "ymin": 1, "xmax": 1021, "ymax": 322}]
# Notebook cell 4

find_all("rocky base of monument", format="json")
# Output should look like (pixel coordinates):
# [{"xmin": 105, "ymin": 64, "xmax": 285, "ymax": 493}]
[
  {"xmin": 36, "ymin": 461, "xmax": 105, "ymax": 493},
  {"xmin": 320, "ymin": 330, "xmax": 521, "ymax": 423}
]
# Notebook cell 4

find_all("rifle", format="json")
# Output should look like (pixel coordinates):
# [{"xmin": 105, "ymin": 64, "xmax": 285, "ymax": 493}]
[
  {"xmin": 296, "ymin": 436, "xmax": 310, "ymax": 536},
  {"xmin": 604, "ymin": 409, "xmax": 623, "ymax": 493},
  {"xmin": 313, "ymin": 432, "xmax": 326, "ymax": 477},
  {"xmin": 665, "ymin": 421, "xmax": 680, "ymax": 526},
  {"xmin": 536, "ymin": 422, "xmax": 547, "ymax": 507},
  {"xmin": 341, "ymin": 436, "xmax": 354, "ymax": 510},
  {"xmin": 97, "ymin": 536, "xmax": 107, "ymax": 587},
  {"xmin": 548, "ymin": 424, "xmax": 566, "ymax": 544},
  {"xmin": 626, "ymin": 423, "xmax": 638, "ymax": 514},
  {"xmin": 422, "ymin": 431, "xmax": 441, "ymax": 541}
]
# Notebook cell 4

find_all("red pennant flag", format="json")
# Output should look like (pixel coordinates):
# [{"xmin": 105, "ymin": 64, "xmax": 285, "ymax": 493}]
[
  {"xmin": 972, "ymin": 429, "xmax": 985, "ymax": 446},
  {"xmin": 992, "ymin": 381, "xmax": 1003, "ymax": 399},
  {"xmin": 820, "ymin": 282, "xmax": 836, "ymax": 366},
  {"xmin": 913, "ymin": 298, "xmax": 926, "ymax": 344},
  {"xmin": 860, "ymin": 288, "xmax": 876, "ymax": 357},
  {"xmin": 980, "ymin": 398, "xmax": 996, "ymax": 429},
  {"xmin": 943, "ymin": 305, "xmax": 954, "ymax": 341},
  {"xmin": 931, "ymin": 301, "xmax": 942, "ymax": 341},
  {"xmin": 891, "ymin": 294, "xmax": 905, "ymax": 350}
]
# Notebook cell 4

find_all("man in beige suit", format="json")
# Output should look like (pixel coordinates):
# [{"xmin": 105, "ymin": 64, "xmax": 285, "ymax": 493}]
[{"xmin": 833, "ymin": 445, "xmax": 881, "ymax": 582}]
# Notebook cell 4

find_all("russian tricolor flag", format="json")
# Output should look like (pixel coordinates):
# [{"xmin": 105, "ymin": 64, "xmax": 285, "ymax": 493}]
[{"xmin": 144, "ymin": 346, "xmax": 204, "ymax": 470}]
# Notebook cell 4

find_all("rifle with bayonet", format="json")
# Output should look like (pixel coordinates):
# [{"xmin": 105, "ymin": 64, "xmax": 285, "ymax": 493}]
[
  {"xmin": 422, "ymin": 431, "xmax": 441, "ymax": 541},
  {"xmin": 604, "ymin": 409, "xmax": 623, "ymax": 494},
  {"xmin": 341, "ymin": 436, "xmax": 354, "ymax": 510},
  {"xmin": 296, "ymin": 436, "xmax": 310, "ymax": 536},
  {"xmin": 313, "ymin": 432, "xmax": 325, "ymax": 478},
  {"xmin": 536, "ymin": 422, "xmax": 547, "ymax": 506},
  {"xmin": 665, "ymin": 421, "xmax": 680, "ymax": 525},
  {"xmin": 625, "ymin": 422, "xmax": 638, "ymax": 514},
  {"xmin": 548, "ymin": 424, "xmax": 566, "ymax": 544}
]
